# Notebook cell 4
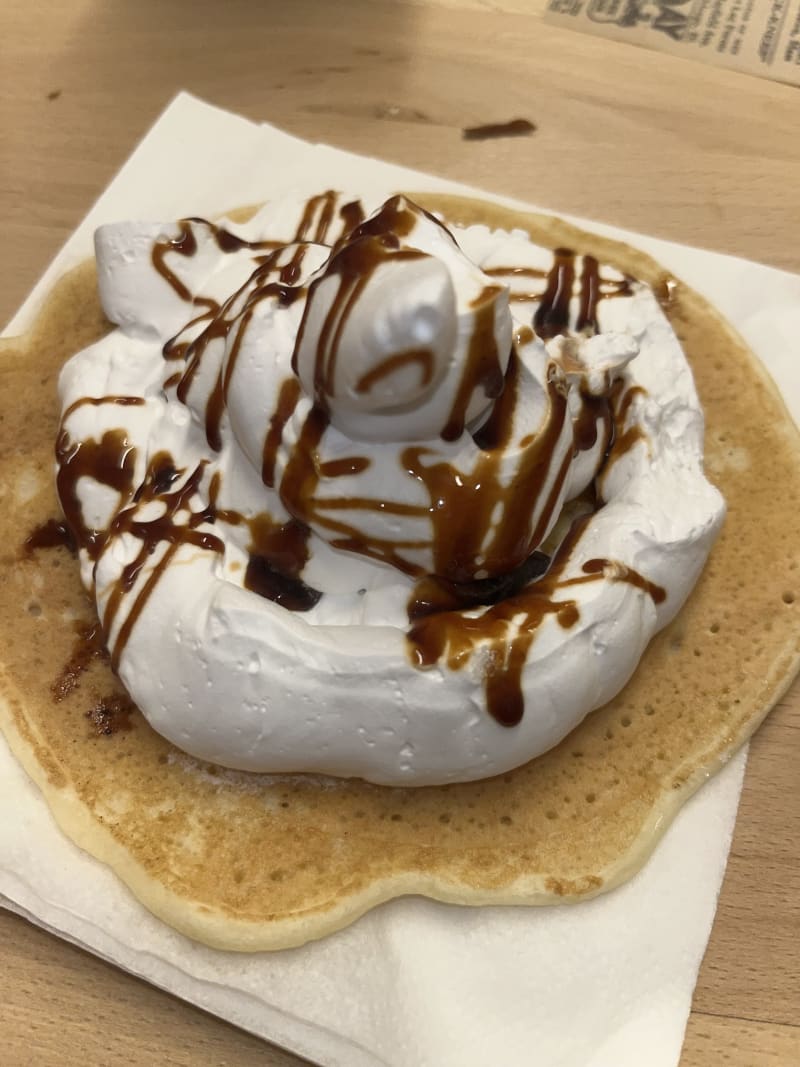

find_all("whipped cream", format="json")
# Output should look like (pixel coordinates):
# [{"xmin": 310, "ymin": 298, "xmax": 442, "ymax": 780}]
[{"xmin": 56, "ymin": 192, "xmax": 725, "ymax": 785}]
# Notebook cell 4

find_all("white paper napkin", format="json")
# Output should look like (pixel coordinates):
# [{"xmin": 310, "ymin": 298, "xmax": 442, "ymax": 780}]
[{"xmin": 2, "ymin": 92, "xmax": 798, "ymax": 1067}]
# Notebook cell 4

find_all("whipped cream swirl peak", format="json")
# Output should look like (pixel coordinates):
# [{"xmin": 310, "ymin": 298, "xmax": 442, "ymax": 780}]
[
  {"xmin": 293, "ymin": 195, "xmax": 512, "ymax": 444},
  {"xmin": 55, "ymin": 191, "xmax": 725, "ymax": 785}
]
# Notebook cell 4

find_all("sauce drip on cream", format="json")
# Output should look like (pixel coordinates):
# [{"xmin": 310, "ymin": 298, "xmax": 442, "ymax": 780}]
[{"xmin": 52, "ymin": 193, "xmax": 666, "ymax": 729}]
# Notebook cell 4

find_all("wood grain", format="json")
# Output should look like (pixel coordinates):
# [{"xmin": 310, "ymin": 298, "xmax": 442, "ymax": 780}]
[{"xmin": 0, "ymin": 1, "xmax": 797, "ymax": 1064}]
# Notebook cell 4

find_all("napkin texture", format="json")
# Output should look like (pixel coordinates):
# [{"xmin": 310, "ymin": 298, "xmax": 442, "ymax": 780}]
[{"xmin": 2, "ymin": 92, "xmax": 798, "ymax": 1067}]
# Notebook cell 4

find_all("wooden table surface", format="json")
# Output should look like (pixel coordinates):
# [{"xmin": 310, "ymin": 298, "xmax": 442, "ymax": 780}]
[{"xmin": 1, "ymin": 1, "xmax": 798, "ymax": 1064}]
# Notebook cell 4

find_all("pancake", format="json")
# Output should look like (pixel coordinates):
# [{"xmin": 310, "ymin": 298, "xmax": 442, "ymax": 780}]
[{"xmin": 0, "ymin": 194, "xmax": 797, "ymax": 951}]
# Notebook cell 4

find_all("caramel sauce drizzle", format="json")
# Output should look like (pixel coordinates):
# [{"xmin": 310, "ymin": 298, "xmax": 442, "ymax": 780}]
[
  {"xmin": 262, "ymin": 377, "xmax": 303, "ymax": 488},
  {"xmin": 534, "ymin": 247, "xmax": 576, "ymax": 340},
  {"xmin": 408, "ymin": 520, "xmax": 664, "ymax": 727},
  {"xmin": 153, "ymin": 198, "xmax": 354, "ymax": 450},
  {"xmin": 401, "ymin": 248, "xmax": 652, "ymax": 725},
  {"xmin": 62, "ymin": 394, "xmax": 146, "ymax": 421},
  {"xmin": 572, "ymin": 385, "xmax": 614, "ymax": 457},
  {"xmin": 611, "ymin": 382, "xmax": 648, "ymax": 458},
  {"xmin": 355, "ymin": 348, "xmax": 435, "ymax": 396},
  {"xmin": 338, "ymin": 198, "xmax": 367, "ymax": 237},
  {"xmin": 23, "ymin": 517, "xmax": 75, "ymax": 556},
  {"xmin": 205, "ymin": 474, "xmax": 322, "ymax": 611},
  {"xmin": 104, "ymin": 458, "xmax": 225, "ymax": 670},
  {"xmin": 293, "ymin": 191, "xmax": 339, "ymax": 243},
  {"xmin": 170, "ymin": 245, "xmax": 303, "ymax": 450},
  {"xmin": 243, "ymin": 516, "xmax": 321, "ymax": 612},
  {"xmin": 56, "ymin": 427, "xmax": 138, "ymax": 560},
  {"xmin": 487, "ymin": 254, "xmax": 632, "ymax": 330},
  {"xmin": 484, "ymin": 266, "xmax": 548, "ymax": 280},
  {"xmin": 151, "ymin": 222, "xmax": 208, "ymax": 304},
  {"xmin": 267, "ymin": 400, "xmax": 424, "ymax": 573},
  {"xmin": 441, "ymin": 286, "xmax": 505, "ymax": 442},
  {"xmin": 403, "ymin": 356, "xmax": 570, "ymax": 582},
  {"xmin": 291, "ymin": 201, "xmax": 427, "ymax": 408}
]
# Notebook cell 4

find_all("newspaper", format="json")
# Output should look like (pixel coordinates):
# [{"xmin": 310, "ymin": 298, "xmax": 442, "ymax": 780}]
[{"xmin": 544, "ymin": 0, "xmax": 800, "ymax": 85}]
